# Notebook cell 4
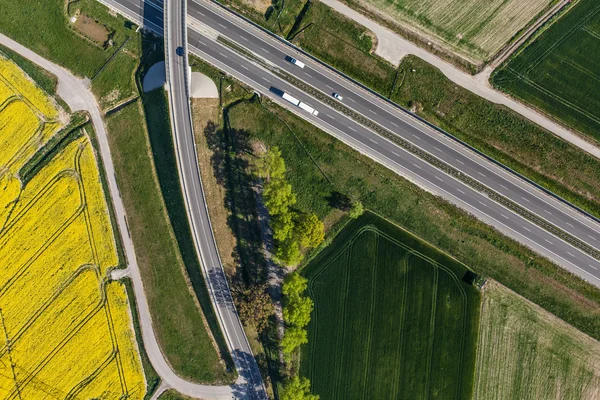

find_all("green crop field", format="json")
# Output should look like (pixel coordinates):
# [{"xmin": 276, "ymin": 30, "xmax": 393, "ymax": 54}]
[
  {"xmin": 346, "ymin": 0, "xmax": 553, "ymax": 63},
  {"xmin": 474, "ymin": 281, "xmax": 600, "ymax": 400},
  {"xmin": 301, "ymin": 213, "xmax": 480, "ymax": 400},
  {"xmin": 493, "ymin": 0, "xmax": 600, "ymax": 142}
]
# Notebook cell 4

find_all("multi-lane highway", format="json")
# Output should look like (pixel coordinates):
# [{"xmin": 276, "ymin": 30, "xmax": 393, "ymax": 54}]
[
  {"xmin": 106, "ymin": 0, "xmax": 600, "ymax": 287},
  {"xmin": 164, "ymin": 0, "xmax": 267, "ymax": 398}
]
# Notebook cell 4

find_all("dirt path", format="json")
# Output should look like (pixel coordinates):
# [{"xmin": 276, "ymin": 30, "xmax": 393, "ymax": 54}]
[{"xmin": 318, "ymin": 0, "xmax": 600, "ymax": 161}]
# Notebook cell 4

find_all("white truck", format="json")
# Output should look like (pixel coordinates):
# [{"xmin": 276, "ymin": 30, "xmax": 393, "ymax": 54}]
[
  {"xmin": 298, "ymin": 101, "xmax": 319, "ymax": 116},
  {"xmin": 288, "ymin": 57, "xmax": 305, "ymax": 68},
  {"xmin": 282, "ymin": 92, "xmax": 300, "ymax": 106},
  {"xmin": 281, "ymin": 91, "xmax": 319, "ymax": 116}
]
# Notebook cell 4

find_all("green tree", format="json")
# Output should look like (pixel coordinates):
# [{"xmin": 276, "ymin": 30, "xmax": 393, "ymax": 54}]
[
  {"xmin": 281, "ymin": 326, "xmax": 308, "ymax": 355},
  {"xmin": 294, "ymin": 213, "xmax": 324, "ymax": 248},
  {"xmin": 264, "ymin": 179, "xmax": 296, "ymax": 216},
  {"xmin": 235, "ymin": 284, "xmax": 274, "ymax": 333},
  {"xmin": 282, "ymin": 273, "xmax": 308, "ymax": 298},
  {"xmin": 283, "ymin": 295, "xmax": 314, "ymax": 328},
  {"xmin": 272, "ymin": 211, "xmax": 296, "ymax": 241},
  {"xmin": 348, "ymin": 200, "xmax": 364, "ymax": 219},
  {"xmin": 276, "ymin": 238, "xmax": 303, "ymax": 266},
  {"xmin": 280, "ymin": 376, "xmax": 320, "ymax": 400},
  {"xmin": 255, "ymin": 146, "xmax": 286, "ymax": 180}
]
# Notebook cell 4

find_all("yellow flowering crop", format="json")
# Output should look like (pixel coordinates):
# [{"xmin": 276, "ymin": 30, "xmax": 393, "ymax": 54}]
[
  {"xmin": 0, "ymin": 57, "xmax": 145, "ymax": 399},
  {"xmin": 0, "ymin": 55, "xmax": 62, "ymax": 177}
]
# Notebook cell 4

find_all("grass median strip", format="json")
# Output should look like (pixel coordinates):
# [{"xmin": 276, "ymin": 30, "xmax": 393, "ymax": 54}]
[{"xmin": 105, "ymin": 98, "xmax": 233, "ymax": 384}]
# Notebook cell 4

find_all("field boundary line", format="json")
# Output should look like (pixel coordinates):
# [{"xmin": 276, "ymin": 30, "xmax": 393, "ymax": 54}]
[
  {"xmin": 422, "ymin": 257, "xmax": 438, "ymax": 397},
  {"xmin": 361, "ymin": 231, "xmax": 378, "ymax": 400},
  {"xmin": 391, "ymin": 251, "xmax": 409, "ymax": 399}
]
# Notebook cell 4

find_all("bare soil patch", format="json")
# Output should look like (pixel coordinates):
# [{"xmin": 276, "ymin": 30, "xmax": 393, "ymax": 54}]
[{"xmin": 74, "ymin": 13, "xmax": 110, "ymax": 45}]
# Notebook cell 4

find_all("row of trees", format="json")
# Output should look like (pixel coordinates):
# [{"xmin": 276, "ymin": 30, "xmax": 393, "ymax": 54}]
[
  {"xmin": 255, "ymin": 147, "xmax": 324, "ymax": 266},
  {"xmin": 280, "ymin": 273, "xmax": 319, "ymax": 400}
]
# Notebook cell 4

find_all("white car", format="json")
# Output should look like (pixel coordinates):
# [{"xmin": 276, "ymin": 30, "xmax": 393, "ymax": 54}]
[{"xmin": 333, "ymin": 92, "xmax": 343, "ymax": 101}]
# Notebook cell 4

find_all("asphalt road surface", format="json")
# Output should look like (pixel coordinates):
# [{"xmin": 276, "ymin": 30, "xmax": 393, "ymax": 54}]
[
  {"xmin": 164, "ymin": 0, "xmax": 267, "ymax": 398},
  {"xmin": 104, "ymin": 0, "xmax": 600, "ymax": 283}
]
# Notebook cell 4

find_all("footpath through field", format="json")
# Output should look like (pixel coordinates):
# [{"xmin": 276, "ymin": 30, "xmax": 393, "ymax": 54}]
[
  {"xmin": 319, "ymin": 0, "xmax": 600, "ymax": 160},
  {"xmin": 0, "ymin": 32, "xmax": 235, "ymax": 400}
]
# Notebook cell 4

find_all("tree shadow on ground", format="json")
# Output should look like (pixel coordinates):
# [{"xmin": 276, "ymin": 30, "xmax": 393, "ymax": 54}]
[{"xmin": 204, "ymin": 103, "xmax": 268, "ymax": 288}]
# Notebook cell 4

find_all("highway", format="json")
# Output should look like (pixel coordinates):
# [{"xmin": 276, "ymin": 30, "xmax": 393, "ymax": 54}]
[
  {"xmin": 164, "ymin": 0, "xmax": 266, "ymax": 398},
  {"xmin": 106, "ymin": 0, "xmax": 600, "ymax": 288}
]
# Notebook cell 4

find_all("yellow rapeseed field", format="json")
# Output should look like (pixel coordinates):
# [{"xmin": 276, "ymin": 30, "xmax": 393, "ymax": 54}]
[
  {"xmin": 0, "ymin": 55, "xmax": 62, "ymax": 176},
  {"xmin": 0, "ymin": 56, "xmax": 146, "ymax": 398}
]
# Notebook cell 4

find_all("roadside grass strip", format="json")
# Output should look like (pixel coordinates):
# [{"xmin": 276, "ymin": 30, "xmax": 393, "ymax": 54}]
[
  {"xmin": 301, "ymin": 213, "xmax": 480, "ymax": 400},
  {"xmin": 474, "ymin": 281, "xmax": 600, "ymax": 400},
  {"xmin": 493, "ymin": 0, "xmax": 600, "ymax": 143},
  {"xmin": 0, "ymin": 58, "xmax": 145, "ymax": 398}
]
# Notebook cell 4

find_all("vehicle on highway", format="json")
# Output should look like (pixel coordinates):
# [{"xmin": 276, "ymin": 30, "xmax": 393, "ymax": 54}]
[
  {"xmin": 281, "ymin": 91, "xmax": 319, "ymax": 116},
  {"xmin": 285, "ymin": 55, "xmax": 305, "ymax": 68},
  {"xmin": 333, "ymin": 92, "xmax": 343, "ymax": 101},
  {"xmin": 176, "ymin": 46, "xmax": 184, "ymax": 56}
]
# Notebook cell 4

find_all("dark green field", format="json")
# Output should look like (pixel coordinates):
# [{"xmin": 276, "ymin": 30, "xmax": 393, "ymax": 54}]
[
  {"xmin": 301, "ymin": 213, "xmax": 480, "ymax": 400},
  {"xmin": 493, "ymin": 0, "xmax": 600, "ymax": 142}
]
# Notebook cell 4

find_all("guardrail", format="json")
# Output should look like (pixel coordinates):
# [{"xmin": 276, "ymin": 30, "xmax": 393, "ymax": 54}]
[{"xmin": 206, "ymin": 0, "xmax": 600, "ymax": 231}]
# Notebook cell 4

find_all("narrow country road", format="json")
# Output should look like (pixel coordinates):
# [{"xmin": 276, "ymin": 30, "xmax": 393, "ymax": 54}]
[
  {"xmin": 319, "ymin": 0, "xmax": 600, "ymax": 160},
  {"xmin": 0, "ymin": 33, "xmax": 236, "ymax": 400}
]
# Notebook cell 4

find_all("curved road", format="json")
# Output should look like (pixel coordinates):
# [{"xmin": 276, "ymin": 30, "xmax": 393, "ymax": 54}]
[
  {"xmin": 104, "ymin": 0, "xmax": 600, "ymax": 283},
  {"xmin": 164, "ymin": 0, "xmax": 266, "ymax": 398},
  {"xmin": 0, "ymin": 33, "xmax": 237, "ymax": 400}
]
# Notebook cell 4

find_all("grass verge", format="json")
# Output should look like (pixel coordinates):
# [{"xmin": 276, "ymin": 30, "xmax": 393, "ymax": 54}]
[
  {"xmin": 223, "ymin": 95, "xmax": 600, "ymax": 344},
  {"xmin": 302, "ymin": 212, "xmax": 481, "ymax": 400},
  {"xmin": 392, "ymin": 55, "xmax": 600, "ymax": 219},
  {"xmin": 105, "ymin": 98, "xmax": 232, "ymax": 384}
]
